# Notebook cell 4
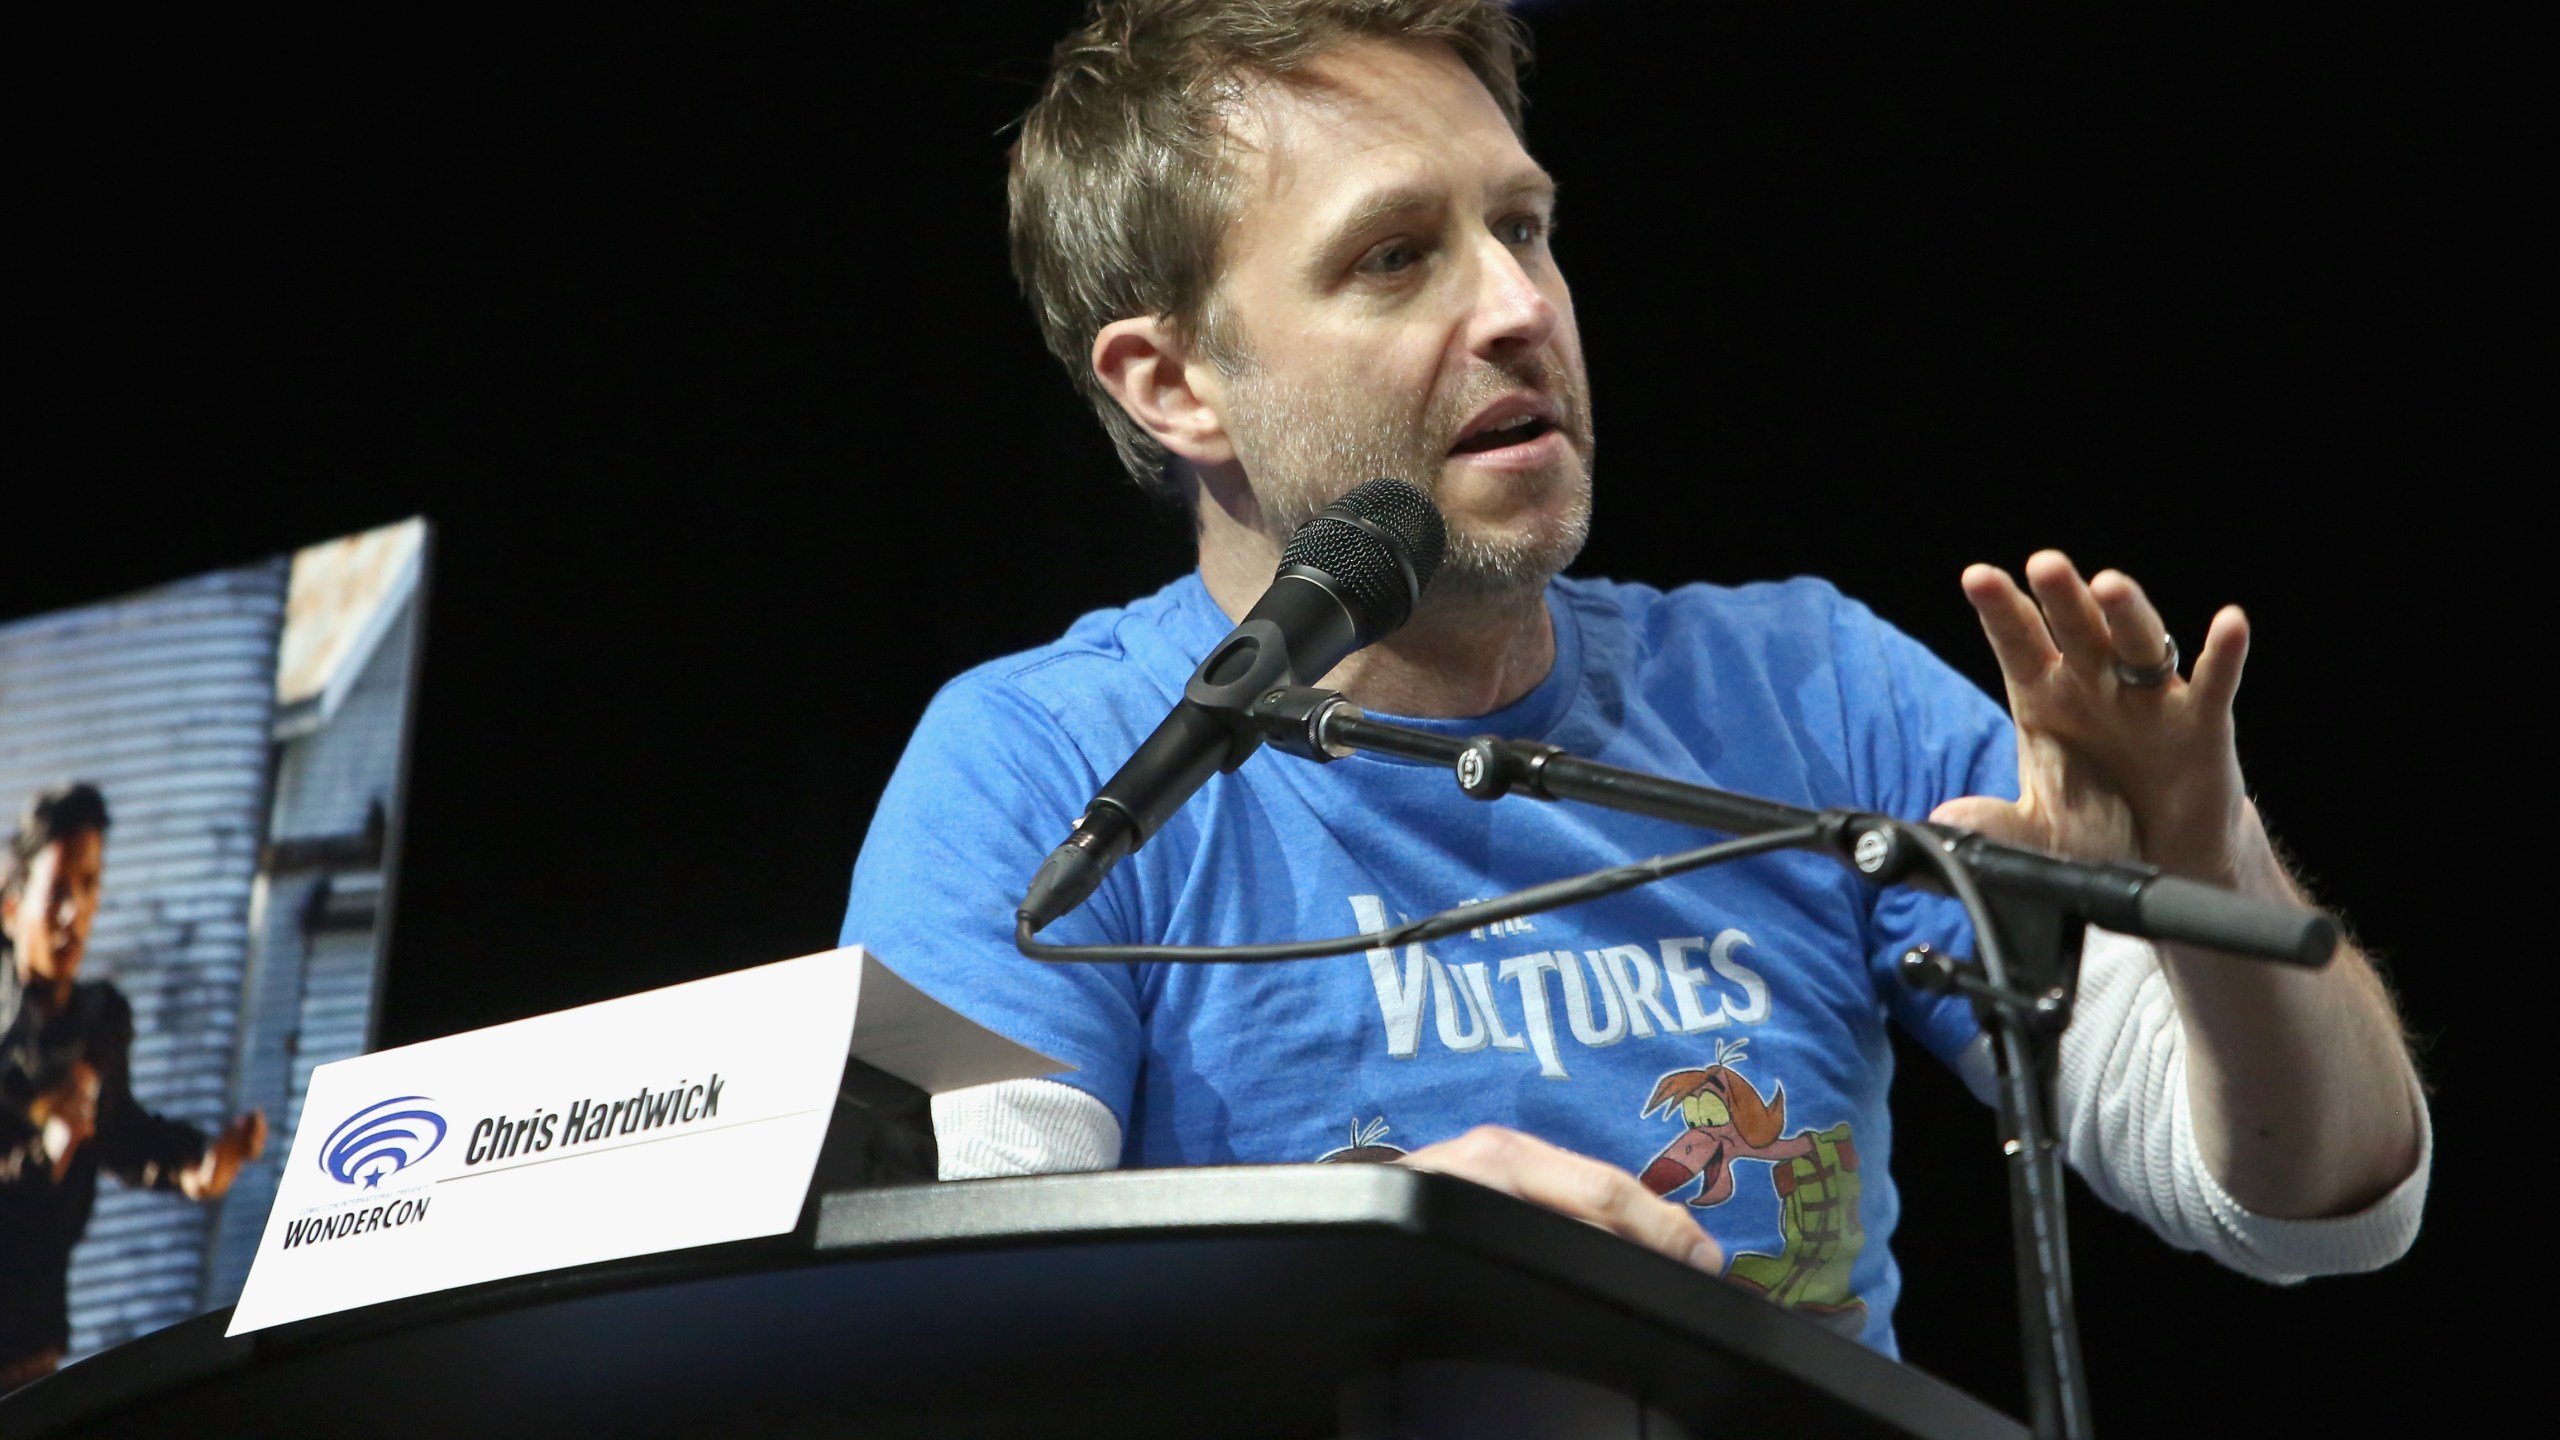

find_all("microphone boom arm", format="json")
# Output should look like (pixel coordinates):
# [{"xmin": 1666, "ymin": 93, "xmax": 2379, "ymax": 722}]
[{"xmin": 1261, "ymin": 685, "xmax": 2334, "ymax": 967}]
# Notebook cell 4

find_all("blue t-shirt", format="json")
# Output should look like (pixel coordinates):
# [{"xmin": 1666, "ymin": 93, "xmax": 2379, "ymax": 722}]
[{"xmin": 842, "ymin": 571, "xmax": 2015, "ymax": 1354}]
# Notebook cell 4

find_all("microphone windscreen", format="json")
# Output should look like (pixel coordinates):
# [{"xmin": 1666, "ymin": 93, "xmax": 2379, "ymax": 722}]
[
  {"xmin": 1279, "ymin": 478, "xmax": 1449, "ymax": 639},
  {"xmin": 1335, "ymin": 477, "xmax": 1448, "ymax": 586}
]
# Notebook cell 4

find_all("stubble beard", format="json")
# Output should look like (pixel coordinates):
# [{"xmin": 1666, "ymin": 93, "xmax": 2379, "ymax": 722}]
[{"xmin": 1218, "ymin": 350, "xmax": 1596, "ymax": 603}]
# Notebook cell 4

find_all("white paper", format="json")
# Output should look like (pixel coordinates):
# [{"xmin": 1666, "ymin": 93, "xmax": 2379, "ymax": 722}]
[{"xmin": 227, "ymin": 946, "xmax": 1062, "ymax": 1335}]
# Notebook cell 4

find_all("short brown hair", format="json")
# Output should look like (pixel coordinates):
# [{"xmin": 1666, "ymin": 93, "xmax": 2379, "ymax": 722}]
[
  {"xmin": 1010, "ymin": 0, "xmax": 1530, "ymax": 500},
  {"xmin": 2, "ymin": 782, "xmax": 110, "ymax": 903}
]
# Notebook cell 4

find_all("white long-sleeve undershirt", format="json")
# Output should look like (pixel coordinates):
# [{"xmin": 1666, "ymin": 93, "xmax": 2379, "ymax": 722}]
[{"xmin": 930, "ymin": 927, "xmax": 2428, "ymax": 1281}]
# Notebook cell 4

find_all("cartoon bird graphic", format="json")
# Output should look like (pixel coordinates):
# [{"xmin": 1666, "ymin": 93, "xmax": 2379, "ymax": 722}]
[
  {"xmin": 1317, "ymin": 1116, "xmax": 1408, "ymax": 1164},
  {"xmin": 1638, "ymin": 1037, "xmax": 1869, "ymax": 1332},
  {"xmin": 1638, "ymin": 1037, "xmax": 1788, "ymax": 1206}
]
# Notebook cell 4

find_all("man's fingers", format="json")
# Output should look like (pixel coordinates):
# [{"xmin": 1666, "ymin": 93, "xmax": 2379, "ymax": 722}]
[
  {"xmin": 1530, "ymin": 1150, "xmax": 1725, "ymax": 1272},
  {"xmin": 2188, "ymin": 604, "xmax": 2250, "ymax": 711},
  {"xmin": 2088, "ymin": 569, "xmax": 2174, "ymax": 672},
  {"xmin": 1959, "ymin": 563, "xmax": 2060, "ymax": 680},
  {"xmin": 2023, "ymin": 550, "xmax": 2116, "ymax": 667},
  {"xmin": 1403, "ymin": 1126, "xmax": 1721, "ymax": 1272}
]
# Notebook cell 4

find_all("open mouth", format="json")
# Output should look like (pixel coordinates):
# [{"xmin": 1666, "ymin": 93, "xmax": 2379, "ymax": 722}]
[{"xmin": 1449, "ymin": 414, "xmax": 1555, "ymax": 455}]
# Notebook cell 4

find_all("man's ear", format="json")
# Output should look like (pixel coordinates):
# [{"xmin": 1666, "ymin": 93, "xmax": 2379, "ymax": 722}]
[
  {"xmin": 0, "ymin": 890, "xmax": 16, "ymax": 941},
  {"xmin": 1092, "ymin": 316, "xmax": 1236, "ymax": 468}
]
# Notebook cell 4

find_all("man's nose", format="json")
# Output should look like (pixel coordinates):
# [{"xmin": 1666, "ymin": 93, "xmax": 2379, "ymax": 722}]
[{"xmin": 1462, "ymin": 234, "xmax": 1559, "ymax": 362}]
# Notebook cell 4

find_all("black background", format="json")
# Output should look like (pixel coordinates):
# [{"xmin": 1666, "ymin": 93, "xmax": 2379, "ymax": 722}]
[{"xmin": 14, "ymin": 2, "xmax": 2536, "ymax": 1427}]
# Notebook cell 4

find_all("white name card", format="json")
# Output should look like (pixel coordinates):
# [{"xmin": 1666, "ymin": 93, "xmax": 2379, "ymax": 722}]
[{"xmin": 228, "ymin": 946, "xmax": 1061, "ymax": 1335}]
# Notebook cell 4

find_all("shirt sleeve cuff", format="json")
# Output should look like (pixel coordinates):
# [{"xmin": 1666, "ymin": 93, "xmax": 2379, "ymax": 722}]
[
  {"xmin": 931, "ymin": 1076, "xmax": 1122, "ymax": 1180},
  {"xmin": 2185, "ymin": 1069, "xmax": 2433, "ymax": 1285}
]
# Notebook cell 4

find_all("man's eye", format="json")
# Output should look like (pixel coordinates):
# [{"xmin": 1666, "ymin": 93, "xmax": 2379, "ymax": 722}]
[
  {"xmin": 1367, "ymin": 242, "xmax": 1421, "ymax": 275},
  {"xmin": 1498, "ymin": 214, "xmax": 1548, "ymax": 246}
]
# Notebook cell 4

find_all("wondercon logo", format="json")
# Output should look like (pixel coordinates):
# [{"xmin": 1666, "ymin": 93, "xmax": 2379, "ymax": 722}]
[{"xmin": 319, "ymin": 1096, "xmax": 449, "ymax": 1189}]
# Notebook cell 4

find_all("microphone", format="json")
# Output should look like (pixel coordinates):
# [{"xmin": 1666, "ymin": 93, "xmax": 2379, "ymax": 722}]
[{"xmin": 1019, "ymin": 477, "xmax": 1448, "ymax": 931}]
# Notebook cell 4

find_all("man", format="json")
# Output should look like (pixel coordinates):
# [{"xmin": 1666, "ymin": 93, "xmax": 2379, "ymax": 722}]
[
  {"xmin": 841, "ymin": 0, "xmax": 2425, "ymax": 1354},
  {"xmin": 1, "ymin": 784, "xmax": 267, "ymax": 1388}
]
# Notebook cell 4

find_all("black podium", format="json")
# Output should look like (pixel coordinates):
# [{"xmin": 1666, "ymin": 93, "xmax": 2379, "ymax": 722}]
[{"xmin": 2, "ymin": 1166, "xmax": 2025, "ymax": 1439}]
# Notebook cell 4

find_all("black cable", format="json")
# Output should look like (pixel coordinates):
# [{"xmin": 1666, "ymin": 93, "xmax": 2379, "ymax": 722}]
[
  {"xmin": 1890, "ymin": 818, "xmax": 2090, "ymax": 1440},
  {"xmin": 1894, "ymin": 821, "xmax": 2010, "ymax": 995},
  {"xmin": 1015, "ymin": 823, "xmax": 1824, "ymax": 965}
]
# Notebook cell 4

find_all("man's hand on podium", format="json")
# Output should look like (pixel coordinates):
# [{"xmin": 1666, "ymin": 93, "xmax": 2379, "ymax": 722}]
[{"xmin": 1399, "ymin": 1124, "xmax": 1725, "ymax": 1274}]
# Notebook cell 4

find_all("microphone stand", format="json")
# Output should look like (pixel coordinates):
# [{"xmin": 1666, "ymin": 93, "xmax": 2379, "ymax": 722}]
[{"xmin": 1234, "ymin": 684, "xmax": 2337, "ymax": 1440}]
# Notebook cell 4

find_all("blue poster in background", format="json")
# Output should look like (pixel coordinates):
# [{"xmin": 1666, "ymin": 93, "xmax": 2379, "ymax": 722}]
[{"xmin": 0, "ymin": 518, "xmax": 427, "ymax": 1385}]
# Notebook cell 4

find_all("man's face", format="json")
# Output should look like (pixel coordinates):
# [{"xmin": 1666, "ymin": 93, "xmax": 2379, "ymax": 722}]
[
  {"xmin": 1203, "ymin": 39, "xmax": 1595, "ymax": 595},
  {"xmin": 3, "ymin": 830, "xmax": 105, "ymax": 986}
]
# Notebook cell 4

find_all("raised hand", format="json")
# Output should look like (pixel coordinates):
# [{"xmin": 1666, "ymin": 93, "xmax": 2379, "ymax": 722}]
[
  {"xmin": 1931, "ymin": 549, "xmax": 2253, "ymax": 883},
  {"xmin": 1937, "ymin": 552, "xmax": 2423, "ymax": 1219}
]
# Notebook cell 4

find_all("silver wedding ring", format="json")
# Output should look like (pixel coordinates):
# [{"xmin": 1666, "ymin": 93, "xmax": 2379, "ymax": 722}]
[{"xmin": 2111, "ymin": 634, "xmax": 2180, "ymax": 687}]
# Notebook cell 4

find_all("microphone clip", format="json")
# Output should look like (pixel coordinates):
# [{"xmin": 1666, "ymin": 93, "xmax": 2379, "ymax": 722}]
[
  {"xmin": 1243, "ymin": 685, "xmax": 1363, "ymax": 765},
  {"xmin": 1181, "ymin": 618, "xmax": 1301, "ymax": 772}
]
